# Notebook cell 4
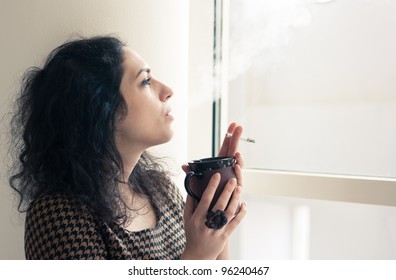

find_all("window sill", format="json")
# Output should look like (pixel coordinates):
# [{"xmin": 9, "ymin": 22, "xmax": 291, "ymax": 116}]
[{"xmin": 243, "ymin": 169, "xmax": 396, "ymax": 207}]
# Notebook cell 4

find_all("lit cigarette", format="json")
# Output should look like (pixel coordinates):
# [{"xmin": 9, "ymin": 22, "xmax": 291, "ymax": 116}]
[{"xmin": 226, "ymin": 132, "xmax": 256, "ymax": 143}]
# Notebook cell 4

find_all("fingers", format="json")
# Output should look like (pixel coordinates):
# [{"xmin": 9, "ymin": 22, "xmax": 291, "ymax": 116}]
[
  {"xmin": 226, "ymin": 125, "xmax": 243, "ymax": 156},
  {"xmin": 211, "ymin": 175, "xmax": 242, "ymax": 220},
  {"xmin": 234, "ymin": 162, "xmax": 243, "ymax": 187},
  {"xmin": 181, "ymin": 164, "xmax": 190, "ymax": 174},
  {"xmin": 224, "ymin": 202, "xmax": 247, "ymax": 235},
  {"xmin": 224, "ymin": 185, "xmax": 242, "ymax": 218},
  {"xmin": 234, "ymin": 152, "xmax": 244, "ymax": 169},
  {"xmin": 218, "ymin": 122, "xmax": 240, "ymax": 156},
  {"xmin": 210, "ymin": 179, "xmax": 246, "ymax": 237},
  {"xmin": 212, "ymin": 178, "xmax": 237, "ymax": 213},
  {"xmin": 194, "ymin": 173, "xmax": 221, "ymax": 217}
]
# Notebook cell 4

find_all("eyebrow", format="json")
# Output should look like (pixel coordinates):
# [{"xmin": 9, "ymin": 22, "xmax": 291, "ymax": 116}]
[{"xmin": 135, "ymin": 67, "xmax": 151, "ymax": 78}]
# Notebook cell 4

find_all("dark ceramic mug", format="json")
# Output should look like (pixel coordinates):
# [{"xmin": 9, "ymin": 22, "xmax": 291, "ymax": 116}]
[{"xmin": 184, "ymin": 156, "xmax": 237, "ymax": 210}]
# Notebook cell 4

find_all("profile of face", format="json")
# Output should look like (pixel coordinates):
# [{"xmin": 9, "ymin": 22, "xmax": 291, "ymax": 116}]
[{"xmin": 115, "ymin": 47, "xmax": 174, "ymax": 154}]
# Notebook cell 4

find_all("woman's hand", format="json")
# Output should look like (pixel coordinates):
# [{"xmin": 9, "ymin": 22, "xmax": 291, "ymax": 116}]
[
  {"xmin": 181, "ymin": 122, "xmax": 247, "ymax": 260},
  {"xmin": 218, "ymin": 122, "xmax": 243, "ymax": 159},
  {"xmin": 181, "ymin": 172, "xmax": 247, "ymax": 259},
  {"xmin": 218, "ymin": 122, "xmax": 244, "ymax": 186}
]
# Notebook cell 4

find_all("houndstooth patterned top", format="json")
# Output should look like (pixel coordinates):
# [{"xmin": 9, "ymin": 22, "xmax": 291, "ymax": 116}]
[{"xmin": 24, "ymin": 183, "xmax": 186, "ymax": 259}]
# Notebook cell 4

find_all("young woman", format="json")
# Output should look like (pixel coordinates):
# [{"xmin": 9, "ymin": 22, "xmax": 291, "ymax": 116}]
[{"xmin": 9, "ymin": 36, "xmax": 246, "ymax": 260}]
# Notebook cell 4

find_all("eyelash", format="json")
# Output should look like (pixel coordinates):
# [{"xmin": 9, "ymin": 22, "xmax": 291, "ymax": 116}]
[{"xmin": 141, "ymin": 77, "xmax": 152, "ymax": 87}]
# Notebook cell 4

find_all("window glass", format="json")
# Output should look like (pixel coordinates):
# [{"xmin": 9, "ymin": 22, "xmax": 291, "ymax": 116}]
[{"xmin": 225, "ymin": 0, "xmax": 396, "ymax": 178}]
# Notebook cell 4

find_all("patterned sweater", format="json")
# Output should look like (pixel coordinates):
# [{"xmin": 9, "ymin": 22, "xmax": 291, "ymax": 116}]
[{"xmin": 24, "ymin": 183, "xmax": 186, "ymax": 259}]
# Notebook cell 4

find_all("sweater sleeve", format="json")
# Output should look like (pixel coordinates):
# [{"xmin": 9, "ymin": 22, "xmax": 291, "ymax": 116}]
[{"xmin": 24, "ymin": 195, "xmax": 107, "ymax": 260}]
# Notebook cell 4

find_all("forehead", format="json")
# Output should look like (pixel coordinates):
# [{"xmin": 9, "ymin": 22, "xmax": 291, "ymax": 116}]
[{"xmin": 122, "ymin": 47, "xmax": 148, "ymax": 77}]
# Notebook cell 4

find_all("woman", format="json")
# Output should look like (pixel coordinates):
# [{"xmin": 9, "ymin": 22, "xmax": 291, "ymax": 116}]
[{"xmin": 9, "ymin": 36, "xmax": 246, "ymax": 260}]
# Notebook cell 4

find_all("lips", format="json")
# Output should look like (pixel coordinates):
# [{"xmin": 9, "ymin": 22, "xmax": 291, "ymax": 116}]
[{"xmin": 165, "ymin": 109, "xmax": 174, "ymax": 120}]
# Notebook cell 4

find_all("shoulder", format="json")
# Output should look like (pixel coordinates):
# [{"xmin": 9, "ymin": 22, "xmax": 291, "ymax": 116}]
[
  {"xmin": 25, "ymin": 194, "xmax": 107, "ymax": 259},
  {"xmin": 26, "ymin": 193, "xmax": 91, "ymax": 225},
  {"xmin": 27, "ymin": 193, "xmax": 80, "ymax": 215},
  {"xmin": 165, "ymin": 180, "xmax": 185, "ymax": 200}
]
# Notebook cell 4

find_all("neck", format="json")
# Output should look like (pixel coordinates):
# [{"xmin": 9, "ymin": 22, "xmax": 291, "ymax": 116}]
[
  {"xmin": 119, "ymin": 151, "xmax": 142, "ymax": 183},
  {"xmin": 115, "ymin": 136, "xmax": 148, "ymax": 183}
]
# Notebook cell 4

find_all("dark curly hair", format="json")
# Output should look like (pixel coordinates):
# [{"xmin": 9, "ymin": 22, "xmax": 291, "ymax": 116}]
[{"xmin": 9, "ymin": 36, "xmax": 170, "ymax": 225}]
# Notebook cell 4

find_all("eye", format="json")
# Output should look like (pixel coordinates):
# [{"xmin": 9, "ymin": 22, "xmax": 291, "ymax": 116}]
[{"xmin": 141, "ymin": 77, "xmax": 152, "ymax": 87}]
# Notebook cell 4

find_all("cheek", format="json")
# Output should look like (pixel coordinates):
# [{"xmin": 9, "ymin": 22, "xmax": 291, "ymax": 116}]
[
  {"xmin": 117, "ymin": 107, "xmax": 151, "ymax": 137},
  {"xmin": 116, "ymin": 93, "xmax": 160, "ymax": 134}
]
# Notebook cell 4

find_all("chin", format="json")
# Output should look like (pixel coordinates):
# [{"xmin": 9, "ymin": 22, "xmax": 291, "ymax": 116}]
[
  {"xmin": 155, "ymin": 129, "xmax": 174, "ymax": 146},
  {"xmin": 164, "ymin": 129, "xmax": 174, "ymax": 143}
]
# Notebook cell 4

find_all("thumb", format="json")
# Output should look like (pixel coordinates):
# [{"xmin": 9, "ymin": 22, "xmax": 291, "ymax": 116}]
[{"xmin": 181, "ymin": 164, "xmax": 190, "ymax": 174}]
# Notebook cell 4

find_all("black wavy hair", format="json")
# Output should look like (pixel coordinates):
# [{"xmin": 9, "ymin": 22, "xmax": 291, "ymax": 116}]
[{"xmin": 9, "ymin": 36, "xmax": 170, "ymax": 225}]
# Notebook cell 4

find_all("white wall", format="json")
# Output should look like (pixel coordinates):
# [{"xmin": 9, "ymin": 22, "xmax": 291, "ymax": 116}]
[{"xmin": 0, "ymin": 0, "xmax": 189, "ymax": 260}]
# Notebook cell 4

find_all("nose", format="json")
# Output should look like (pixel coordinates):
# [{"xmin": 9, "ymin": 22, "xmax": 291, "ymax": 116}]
[{"xmin": 157, "ymin": 80, "xmax": 174, "ymax": 102}]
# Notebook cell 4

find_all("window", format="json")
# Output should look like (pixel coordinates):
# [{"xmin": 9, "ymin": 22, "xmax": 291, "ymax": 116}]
[{"xmin": 213, "ymin": 0, "xmax": 396, "ymax": 259}]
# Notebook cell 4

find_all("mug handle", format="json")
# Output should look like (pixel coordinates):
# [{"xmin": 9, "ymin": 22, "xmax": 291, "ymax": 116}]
[{"xmin": 184, "ymin": 171, "xmax": 202, "ymax": 202}]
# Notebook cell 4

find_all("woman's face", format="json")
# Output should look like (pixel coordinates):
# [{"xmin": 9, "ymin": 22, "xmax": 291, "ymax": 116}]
[{"xmin": 115, "ymin": 47, "xmax": 174, "ymax": 155}]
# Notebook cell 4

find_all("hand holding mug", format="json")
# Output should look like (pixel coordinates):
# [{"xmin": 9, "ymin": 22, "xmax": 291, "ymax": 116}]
[{"xmin": 181, "ymin": 122, "xmax": 247, "ymax": 260}]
